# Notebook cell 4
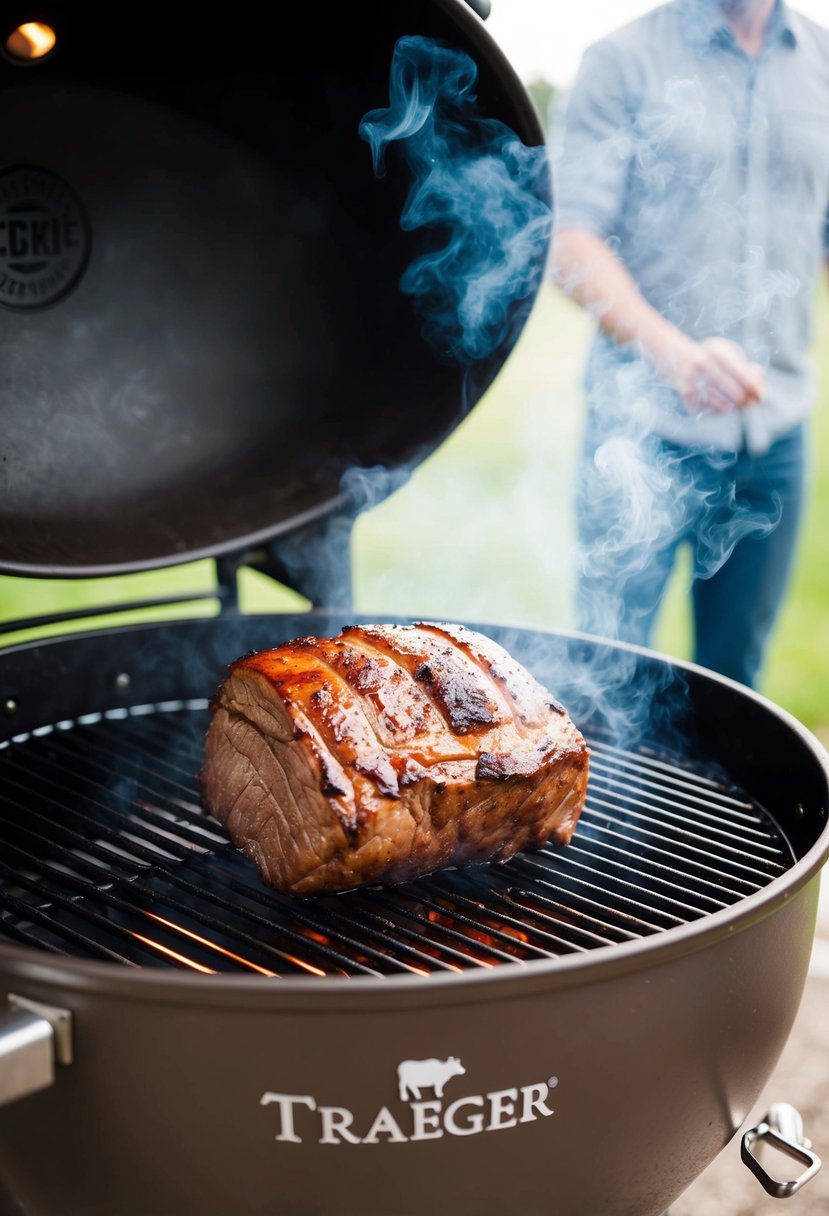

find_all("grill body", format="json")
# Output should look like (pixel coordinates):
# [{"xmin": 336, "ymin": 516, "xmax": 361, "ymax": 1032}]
[{"xmin": 0, "ymin": 614, "xmax": 827, "ymax": 1216}]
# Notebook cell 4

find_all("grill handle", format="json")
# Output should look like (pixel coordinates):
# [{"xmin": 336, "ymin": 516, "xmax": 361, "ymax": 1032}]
[
  {"xmin": 742, "ymin": 1103, "xmax": 822, "ymax": 1198},
  {"xmin": 0, "ymin": 995, "xmax": 73, "ymax": 1108}
]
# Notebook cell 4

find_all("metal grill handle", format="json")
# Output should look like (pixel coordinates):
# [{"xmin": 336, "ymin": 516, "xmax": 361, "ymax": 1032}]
[
  {"xmin": 0, "ymin": 995, "xmax": 73, "ymax": 1107},
  {"xmin": 741, "ymin": 1103, "xmax": 822, "ymax": 1198}
]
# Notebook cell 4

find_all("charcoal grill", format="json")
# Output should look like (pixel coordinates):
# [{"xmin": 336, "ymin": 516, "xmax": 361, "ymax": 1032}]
[
  {"xmin": 0, "ymin": 3, "xmax": 828, "ymax": 1216},
  {"xmin": 0, "ymin": 688, "xmax": 802, "ymax": 975},
  {"xmin": 0, "ymin": 613, "xmax": 827, "ymax": 1216}
]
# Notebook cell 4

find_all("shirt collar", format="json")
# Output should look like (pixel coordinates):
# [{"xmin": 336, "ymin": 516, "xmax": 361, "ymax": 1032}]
[{"xmin": 677, "ymin": 1, "xmax": 798, "ymax": 54}]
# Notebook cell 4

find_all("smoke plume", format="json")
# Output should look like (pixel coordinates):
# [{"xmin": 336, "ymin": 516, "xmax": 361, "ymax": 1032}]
[{"xmin": 359, "ymin": 34, "xmax": 552, "ymax": 365}]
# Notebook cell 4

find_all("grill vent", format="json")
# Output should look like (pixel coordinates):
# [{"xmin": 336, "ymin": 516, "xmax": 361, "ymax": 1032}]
[{"xmin": 0, "ymin": 702, "xmax": 794, "ymax": 977}]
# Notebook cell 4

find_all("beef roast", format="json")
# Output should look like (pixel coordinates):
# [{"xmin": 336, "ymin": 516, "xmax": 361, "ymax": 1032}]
[{"xmin": 200, "ymin": 622, "xmax": 590, "ymax": 896}]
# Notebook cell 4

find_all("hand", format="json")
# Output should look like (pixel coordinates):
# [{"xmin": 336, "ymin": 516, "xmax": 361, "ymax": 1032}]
[{"xmin": 658, "ymin": 334, "xmax": 766, "ymax": 415}]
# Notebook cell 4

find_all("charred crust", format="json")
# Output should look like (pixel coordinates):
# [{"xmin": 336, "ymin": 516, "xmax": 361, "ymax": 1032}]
[
  {"xmin": 321, "ymin": 776, "xmax": 349, "ymax": 797},
  {"xmin": 414, "ymin": 662, "xmax": 433, "ymax": 683},
  {"xmin": 475, "ymin": 752, "xmax": 509, "ymax": 780}
]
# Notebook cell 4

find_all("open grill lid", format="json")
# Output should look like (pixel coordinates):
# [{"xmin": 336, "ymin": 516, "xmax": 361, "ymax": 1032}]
[{"xmin": 0, "ymin": 1, "xmax": 551, "ymax": 577}]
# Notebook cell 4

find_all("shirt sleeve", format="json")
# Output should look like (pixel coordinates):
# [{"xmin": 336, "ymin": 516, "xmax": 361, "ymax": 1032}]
[{"xmin": 550, "ymin": 38, "xmax": 637, "ymax": 238}]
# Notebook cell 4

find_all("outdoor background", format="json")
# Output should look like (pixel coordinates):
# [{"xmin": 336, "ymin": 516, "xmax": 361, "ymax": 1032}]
[
  {"xmin": 1, "ymin": 2, "xmax": 827, "ymax": 740},
  {"xmin": 0, "ymin": 4, "xmax": 827, "ymax": 1213}
]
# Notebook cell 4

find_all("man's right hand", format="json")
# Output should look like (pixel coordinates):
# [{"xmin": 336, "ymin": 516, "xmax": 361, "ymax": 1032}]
[
  {"xmin": 550, "ymin": 230, "xmax": 767, "ymax": 415},
  {"xmin": 656, "ymin": 333, "xmax": 766, "ymax": 415}
]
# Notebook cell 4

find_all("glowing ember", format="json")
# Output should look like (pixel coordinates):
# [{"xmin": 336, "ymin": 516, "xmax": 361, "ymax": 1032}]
[{"xmin": 137, "ymin": 912, "xmax": 333, "ymax": 977}]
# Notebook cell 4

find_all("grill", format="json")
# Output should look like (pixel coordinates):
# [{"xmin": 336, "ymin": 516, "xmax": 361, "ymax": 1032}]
[
  {"xmin": 1, "ymin": 4, "xmax": 828, "ymax": 1214},
  {"xmin": 0, "ymin": 616, "xmax": 827, "ymax": 1216},
  {"xmin": 0, "ymin": 702, "xmax": 795, "ymax": 976}
]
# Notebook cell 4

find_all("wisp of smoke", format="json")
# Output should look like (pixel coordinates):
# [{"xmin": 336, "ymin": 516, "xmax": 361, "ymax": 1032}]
[{"xmin": 359, "ymin": 34, "xmax": 552, "ymax": 366}]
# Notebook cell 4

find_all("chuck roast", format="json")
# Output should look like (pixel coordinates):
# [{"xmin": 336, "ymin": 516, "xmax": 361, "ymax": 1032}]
[{"xmin": 200, "ymin": 622, "xmax": 590, "ymax": 896}]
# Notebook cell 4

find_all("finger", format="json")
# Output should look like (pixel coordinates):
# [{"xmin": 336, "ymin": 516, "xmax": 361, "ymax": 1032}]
[
  {"xmin": 700, "ymin": 385, "xmax": 741, "ymax": 414},
  {"xmin": 692, "ymin": 368, "xmax": 749, "ymax": 411},
  {"xmin": 686, "ymin": 380, "xmax": 738, "ymax": 414},
  {"xmin": 745, "ymin": 361, "xmax": 767, "ymax": 401},
  {"xmin": 709, "ymin": 346, "xmax": 766, "ymax": 402}
]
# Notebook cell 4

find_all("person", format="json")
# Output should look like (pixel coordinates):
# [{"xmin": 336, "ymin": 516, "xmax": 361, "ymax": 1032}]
[{"xmin": 549, "ymin": 0, "xmax": 829, "ymax": 688}]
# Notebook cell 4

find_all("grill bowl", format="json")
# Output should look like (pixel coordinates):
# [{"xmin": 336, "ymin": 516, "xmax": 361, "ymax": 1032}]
[{"xmin": 0, "ymin": 613, "xmax": 827, "ymax": 1216}]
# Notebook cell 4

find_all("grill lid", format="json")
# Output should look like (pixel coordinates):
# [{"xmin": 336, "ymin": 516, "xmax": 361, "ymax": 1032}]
[{"xmin": 0, "ymin": 2, "xmax": 551, "ymax": 577}]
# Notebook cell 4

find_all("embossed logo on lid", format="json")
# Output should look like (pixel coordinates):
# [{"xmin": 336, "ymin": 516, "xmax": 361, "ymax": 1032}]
[{"xmin": 0, "ymin": 164, "xmax": 90, "ymax": 310}]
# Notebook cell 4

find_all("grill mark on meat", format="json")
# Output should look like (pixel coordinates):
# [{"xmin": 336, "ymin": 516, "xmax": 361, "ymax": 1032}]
[
  {"xmin": 273, "ymin": 634, "xmax": 482, "ymax": 773},
  {"xmin": 341, "ymin": 624, "xmax": 503, "ymax": 735},
  {"xmin": 416, "ymin": 621, "xmax": 566, "ymax": 722},
  {"xmin": 289, "ymin": 636, "xmax": 449, "ymax": 747},
  {"xmin": 234, "ymin": 649, "xmax": 401, "ymax": 809}
]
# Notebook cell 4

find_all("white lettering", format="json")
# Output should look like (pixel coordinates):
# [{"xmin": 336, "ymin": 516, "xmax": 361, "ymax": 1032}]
[
  {"xmin": 259, "ymin": 1092, "xmax": 316, "ymax": 1143},
  {"xmin": 410, "ymin": 1100, "xmax": 443, "ymax": 1141},
  {"xmin": 520, "ymin": 1082, "xmax": 555, "ymax": 1122},
  {"xmin": 318, "ymin": 1106, "xmax": 362, "ymax": 1145},
  {"xmin": 260, "ymin": 1075, "xmax": 558, "ymax": 1145},
  {"xmin": 362, "ymin": 1105, "xmax": 407, "ymax": 1144},
  {"xmin": 444, "ymin": 1095, "xmax": 485, "ymax": 1136},
  {"xmin": 487, "ymin": 1088, "xmax": 518, "ymax": 1131}
]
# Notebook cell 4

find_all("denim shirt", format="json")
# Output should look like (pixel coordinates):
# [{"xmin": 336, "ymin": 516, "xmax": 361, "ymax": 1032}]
[{"xmin": 552, "ymin": 0, "xmax": 829, "ymax": 453}]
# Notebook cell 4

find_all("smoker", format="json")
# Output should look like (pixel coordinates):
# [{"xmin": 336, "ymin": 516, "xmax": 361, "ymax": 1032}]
[{"xmin": 0, "ymin": 4, "xmax": 827, "ymax": 1216}]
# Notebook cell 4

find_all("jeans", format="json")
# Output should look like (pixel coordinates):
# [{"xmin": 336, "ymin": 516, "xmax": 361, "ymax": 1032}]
[{"xmin": 574, "ymin": 421, "xmax": 806, "ymax": 689}]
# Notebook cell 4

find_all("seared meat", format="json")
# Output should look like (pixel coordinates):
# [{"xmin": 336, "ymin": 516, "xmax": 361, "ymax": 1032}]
[{"xmin": 200, "ymin": 622, "xmax": 590, "ymax": 896}]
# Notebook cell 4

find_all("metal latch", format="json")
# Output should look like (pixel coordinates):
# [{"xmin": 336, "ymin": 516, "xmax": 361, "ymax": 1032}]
[
  {"xmin": 0, "ymin": 994, "xmax": 73, "ymax": 1108},
  {"xmin": 742, "ymin": 1103, "xmax": 821, "ymax": 1198}
]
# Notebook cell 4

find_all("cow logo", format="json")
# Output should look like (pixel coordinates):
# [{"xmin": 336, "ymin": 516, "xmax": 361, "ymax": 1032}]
[
  {"xmin": 398, "ymin": 1055, "xmax": 465, "ymax": 1101},
  {"xmin": 260, "ymin": 1053, "xmax": 557, "ymax": 1146},
  {"xmin": 0, "ymin": 165, "xmax": 90, "ymax": 310}
]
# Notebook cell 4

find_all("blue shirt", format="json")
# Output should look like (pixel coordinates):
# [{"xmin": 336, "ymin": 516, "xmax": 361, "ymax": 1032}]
[{"xmin": 552, "ymin": 0, "xmax": 829, "ymax": 453}]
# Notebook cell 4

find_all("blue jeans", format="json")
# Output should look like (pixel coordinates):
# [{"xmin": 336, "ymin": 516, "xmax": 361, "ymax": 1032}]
[{"xmin": 574, "ymin": 422, "xmax": 806, "ymax": 689}]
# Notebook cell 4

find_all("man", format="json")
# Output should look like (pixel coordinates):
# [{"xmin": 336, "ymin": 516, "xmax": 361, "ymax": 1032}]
[{"xmin": 550, "ymin": 0, "xmax": 829, "ymax": 687}]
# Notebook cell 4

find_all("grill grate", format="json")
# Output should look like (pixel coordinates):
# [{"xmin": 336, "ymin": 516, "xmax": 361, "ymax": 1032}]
[{"xmin": 0, "ymin": 702, "xmax": 794, "ymax": 977}]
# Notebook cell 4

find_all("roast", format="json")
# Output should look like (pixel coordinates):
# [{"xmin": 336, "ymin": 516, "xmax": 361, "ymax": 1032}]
[{"xmin": 200, "ymin": 621, "xmax": 590, "ymax": 895}]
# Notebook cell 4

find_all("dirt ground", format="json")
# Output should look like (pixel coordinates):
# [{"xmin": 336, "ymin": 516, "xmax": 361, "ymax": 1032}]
[{"xmin": 670, "ymin": 882, "xmax": 829, "ymax": 1215}]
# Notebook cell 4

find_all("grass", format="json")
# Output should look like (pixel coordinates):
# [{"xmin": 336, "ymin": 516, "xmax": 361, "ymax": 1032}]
[{"xmin": 1, "ymin": 281, "xmax": 827, "ymax": 735}]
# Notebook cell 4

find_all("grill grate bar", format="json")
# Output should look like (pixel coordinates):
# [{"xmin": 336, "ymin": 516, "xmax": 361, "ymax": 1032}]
[
  {"xmin": 568, "ymin": 823, "xmax": 760, "ymax": 902},
  {"xmin": 0, "ymin": 793, "xmax": 432, "ymax": 976},
  {"xmin": 347, "ymin": 889, "xmax": 531, "ymax": 967},
  {"xmin": 405, "ymin": 877, "xmax": 599, "ymax": 953},
  {"xmin": 585, "ymin": 794, "xmax": 785, "ymax": 879},
  {"xmin": 587, "ymin": 770, "xmax": 785, "ymax": 857},
  {"xmin": 0, "ymin": 819, "xmax": 349, "ymax": 976},
  {"xmin": 25, "ymin": 733, "xmax": 222, "ymax": 852},
  {"xmin": 444, "ymin": 863, "xmax": 642, "ymax": 948},
  {"xmin": 587, "ymin": 740, "xmax": 760, "ymax": 810},
  {"xmin": 204, "ymin": 874, "xmax": 474, "ymax": 975},
  {"xmin": 1, "ymin": 764, "xmax": 212, "ymax": 866},
  {"xmin": 0, "ymin": 855, "xmax": 143, "ymax": 966},
  {"xmin": 504, "ymin": 850, "xmax": 688, "ymax": 929},
  {"xmin": 588, "ymin": 756, "xmax": 778, "ymax": 842},
  {"xmin": 0, "ymin": 704, "xmax": 796, "ymax": 976},
  {"xmin": 3, "ymin": 744, "xmax": 229, "ymax": 855}
]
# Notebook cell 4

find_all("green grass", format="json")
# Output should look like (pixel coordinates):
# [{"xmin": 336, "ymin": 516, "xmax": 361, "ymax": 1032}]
[{"xmin": 1, "ymin": 282, "xmax": 827, "ymax": 734}]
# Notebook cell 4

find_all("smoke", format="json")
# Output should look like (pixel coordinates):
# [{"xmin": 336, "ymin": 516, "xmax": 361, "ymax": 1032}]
[
  {"xmin": 358, "ymin": 34, "xmax": 552, "ymax": 365},
  {"xmin": 275, "ymin": 30, "xmax": 788, "ymax": 753}
]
